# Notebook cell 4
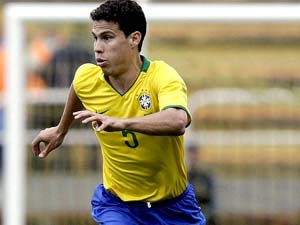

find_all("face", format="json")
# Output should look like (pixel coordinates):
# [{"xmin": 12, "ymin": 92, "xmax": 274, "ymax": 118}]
[{"xmin": 92, "ymin": 20, "xmax": 132, "ymax": 77}]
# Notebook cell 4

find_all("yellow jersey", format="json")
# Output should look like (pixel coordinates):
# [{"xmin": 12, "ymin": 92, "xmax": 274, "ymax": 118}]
[{"xmin": 73, "ymin": 56, "xmax": 191, "ymax": 202}]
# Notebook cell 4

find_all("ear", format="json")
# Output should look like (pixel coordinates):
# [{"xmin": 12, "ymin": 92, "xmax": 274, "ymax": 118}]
[{"xmin": 129, "ymin": 31, "xmax": 141, "ymax": 48}]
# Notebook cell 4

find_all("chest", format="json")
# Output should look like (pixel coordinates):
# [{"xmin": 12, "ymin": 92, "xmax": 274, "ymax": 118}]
[{"xmin": 82, "ymin": 78, "xmax": 159, "ymax": 118}]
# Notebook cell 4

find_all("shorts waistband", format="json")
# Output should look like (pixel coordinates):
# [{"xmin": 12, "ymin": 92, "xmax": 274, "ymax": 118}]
[{"xmin": 104, "ymin": 183, "xmax": 191, "ymax": 209}]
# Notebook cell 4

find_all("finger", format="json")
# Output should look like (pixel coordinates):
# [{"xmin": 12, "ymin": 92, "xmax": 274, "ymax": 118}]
[
  {"xmin": 95, "ymin": 121, "xmax": 107, "ymax": 132},
  {"xmin": 38, "ymin": 150, "xmax": 47, "ymax": 158},
  {"xmin": 72, "ymin": 110, "xmax": 87, "ymax": 116},
  {"xmin": 32, "ymin": 136, "xmax": 43, "ymax": 156},
  {"xmin": 38, "ymin": 145, "xmax": 51, "ymax": 158},
  {"xmin": 73, "ymin": 111, "xmax": 93, "ymax": 120},
  {"xmin": 82, "ymin": 115, "xmax": 99, "ymax": 124},
  {"xmin": 92, "ymin": 121, "xmax": 100, "ymax": 130},
  {"xmin": 92, "ymin": 121, "xmax": 105, "ymax": 131},
  {"xmin": 32, "ymin": 142, "xmax": 41, "ymax": 156}
]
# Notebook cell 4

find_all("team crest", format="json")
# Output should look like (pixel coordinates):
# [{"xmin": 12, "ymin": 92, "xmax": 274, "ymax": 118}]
[{"xmin": 138, "ymin": 91, "xmax": 152, "ymax": 111}]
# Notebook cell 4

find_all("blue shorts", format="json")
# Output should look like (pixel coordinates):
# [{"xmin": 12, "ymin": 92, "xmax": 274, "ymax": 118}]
[{"xmin": 91, "ymin": 183, "xmax": 206, "ymax": 225}]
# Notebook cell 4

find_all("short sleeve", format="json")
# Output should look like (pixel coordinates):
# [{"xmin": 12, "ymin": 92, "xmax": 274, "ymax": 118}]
[{"xmin": 156, "ymin": 63, "xmax": 192, "ymax": 126}]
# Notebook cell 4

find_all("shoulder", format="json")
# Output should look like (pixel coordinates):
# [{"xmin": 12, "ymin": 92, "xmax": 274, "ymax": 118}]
[
  {"xmin": 75, "ymin": 63, "xmax": 100, "ymax": 77},
  {"xmin": 74, "ymin": 63, "xmax": 101, "ymax": 82},
  {"xmin": 73, "ymin": 63, "xmax": 102, "ymax": 91},
  {"xmin": 151, "ymin": 60, "xmax": 177, "ymax": 73},
  {"xmin": 151, "ymin": 60, "xmax": 181, "ymax": 77},
  {"xmin": 149, "ymin": 60, "xmax": 185, "ymax": 84}
]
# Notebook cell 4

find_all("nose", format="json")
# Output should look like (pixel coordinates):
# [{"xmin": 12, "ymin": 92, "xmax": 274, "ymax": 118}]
[{"xmin": 94, "ymin": 39, "xmax": 103, "ymax": 53}]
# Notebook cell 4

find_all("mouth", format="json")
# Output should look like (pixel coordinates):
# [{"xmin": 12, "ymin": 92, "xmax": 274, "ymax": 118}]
[{"xmin": 96, "ymin": 58, "xmax": 108, "ymax": 67}]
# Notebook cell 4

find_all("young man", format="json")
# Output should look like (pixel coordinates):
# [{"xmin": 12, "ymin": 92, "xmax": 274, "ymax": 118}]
[{"xmin": 32, "ymin": 0, "xmax": 206, "ymax": 224}]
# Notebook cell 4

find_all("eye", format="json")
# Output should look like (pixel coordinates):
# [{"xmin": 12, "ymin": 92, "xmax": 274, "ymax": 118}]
[
  {"xmin": 92, "ymin": 34, "xmax": 97, "ymax": 41},
  {"xmin": 102, "ymin": 35, "xmax": 113, "ymax": 41}
]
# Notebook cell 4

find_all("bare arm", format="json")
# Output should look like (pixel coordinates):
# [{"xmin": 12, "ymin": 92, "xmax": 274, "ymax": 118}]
[
  {"xmin": 122, "ymin": 108, "xmax": 189, "ymax": 135},
  {"xmin": 73, "ymin": 107, "xmax": 189, "ymax": 136},
  {"xmin": 56, "ymin": 85, "xmax": 83, "ymax": 135},
  {"xmin": 32, "ymin": 85, "xmax": 83, "ymax": 158}
]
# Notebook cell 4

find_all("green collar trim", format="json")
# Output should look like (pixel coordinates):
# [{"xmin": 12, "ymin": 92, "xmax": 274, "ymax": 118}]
[{"xmin": 141, "ymin": 55, "xmax": 151, "ymax": 73}]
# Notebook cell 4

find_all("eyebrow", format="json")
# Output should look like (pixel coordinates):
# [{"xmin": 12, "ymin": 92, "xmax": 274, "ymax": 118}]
[{"xmin": 91, "ymin": 30, "xmax": 115, "ymax": 37}]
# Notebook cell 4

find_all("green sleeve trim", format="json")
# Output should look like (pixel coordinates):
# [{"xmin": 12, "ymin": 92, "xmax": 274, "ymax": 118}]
[{"xmin": 162, "ymin": 105, "xmax": 192, "ymax": 127}]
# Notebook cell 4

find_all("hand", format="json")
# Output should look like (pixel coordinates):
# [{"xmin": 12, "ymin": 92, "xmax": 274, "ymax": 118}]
[
  {"xmin": 32, "ymin": 126, "xmax": 65, "ymax": 158},
  {"xmin": 73, "ymin": 110, "xmax": 124, "ymax": 132}
]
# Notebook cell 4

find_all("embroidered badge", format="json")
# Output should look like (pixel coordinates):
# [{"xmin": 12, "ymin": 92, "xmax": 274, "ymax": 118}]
[{"xmin": 138, "ymin": 91, "xmax": 152, "ymax": 111}]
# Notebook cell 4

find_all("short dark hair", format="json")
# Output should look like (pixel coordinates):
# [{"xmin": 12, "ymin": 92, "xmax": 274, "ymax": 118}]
[{"xmin": 90, "ymin": 0, "xmax": 147, "ymax": 52}]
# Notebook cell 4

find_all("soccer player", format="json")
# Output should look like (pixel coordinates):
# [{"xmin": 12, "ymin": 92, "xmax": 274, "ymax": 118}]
[{"xmin": 32, "ymin": 0, "xmax": 206, "ymax": 224}]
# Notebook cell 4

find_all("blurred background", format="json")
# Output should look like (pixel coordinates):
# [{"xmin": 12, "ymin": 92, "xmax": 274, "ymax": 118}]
[{"xmin": 1, "ymin": 0, "xmax": 300, "ymax": 225}]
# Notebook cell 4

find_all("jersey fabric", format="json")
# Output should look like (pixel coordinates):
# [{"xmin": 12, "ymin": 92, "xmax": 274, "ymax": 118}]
[{"xmin": 73, "ymin": 56, "xmax": 191, "ymax": 202}]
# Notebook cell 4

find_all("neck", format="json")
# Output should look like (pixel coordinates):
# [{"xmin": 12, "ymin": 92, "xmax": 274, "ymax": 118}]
[{"xmin": 107, "ymin": 55, "xmax": 143, "ymax": 94}]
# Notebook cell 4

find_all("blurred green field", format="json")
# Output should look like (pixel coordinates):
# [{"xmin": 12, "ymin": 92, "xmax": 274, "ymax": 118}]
[
  {"xmin": 193, "ymin": 104, "xmax": 300, "ymax": 129},
  {"xmin": 148, "ymin": 23, "xmax": 300, "ymax": 129},
  {"xmin": 148, "ymin": 23, "xmax": 300, "ymax": 91}
]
